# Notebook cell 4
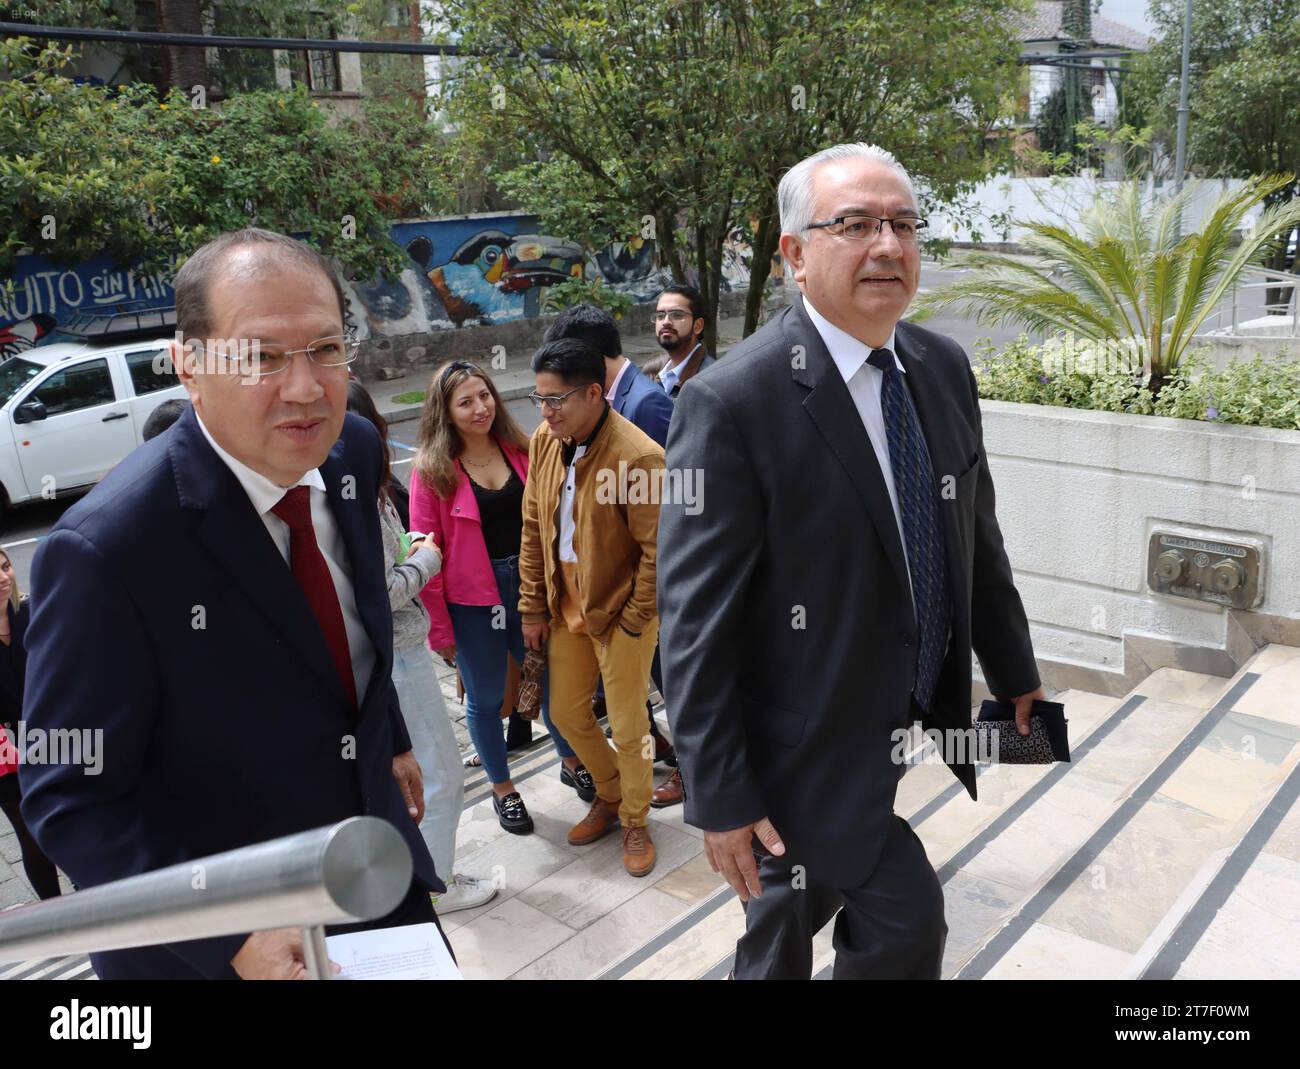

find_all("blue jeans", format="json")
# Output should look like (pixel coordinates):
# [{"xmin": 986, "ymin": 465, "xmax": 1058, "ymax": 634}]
[{"xmin": 448, "ymin": 556, "xmax": 575, "ymax": 784}]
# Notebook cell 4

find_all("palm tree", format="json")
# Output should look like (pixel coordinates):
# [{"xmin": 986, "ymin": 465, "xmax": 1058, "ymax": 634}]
[
  {"xmin": 918, "ymin": 175, "xmax": 1300, "ymax": 393},
  {"xmin": 159, "ymin": 0, "xmax": 209, "ymax": 95}
]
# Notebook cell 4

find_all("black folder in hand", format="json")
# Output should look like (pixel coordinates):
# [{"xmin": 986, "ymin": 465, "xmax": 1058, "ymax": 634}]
[{"xmin": 974, "ymin": 698, "xmax": 1070, "ymax": 763}]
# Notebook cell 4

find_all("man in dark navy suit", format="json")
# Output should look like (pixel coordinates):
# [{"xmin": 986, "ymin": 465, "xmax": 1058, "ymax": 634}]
[
  {"xmin": 20, "ymin": 228, "xmax": 444, "ymax": 980},
  {"xmin": 543, "ymin": 303, "xmax": 674, "ymax": 447}
]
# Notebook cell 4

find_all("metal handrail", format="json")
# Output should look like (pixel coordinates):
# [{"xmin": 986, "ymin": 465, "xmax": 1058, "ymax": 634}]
[
  {"xmin": 0, "ymin": 816, "xmax": 412, "ymax": 979},
  {"xmin": 1207, "ymin": 264, "xmax": 1300, "ymax": 338}
]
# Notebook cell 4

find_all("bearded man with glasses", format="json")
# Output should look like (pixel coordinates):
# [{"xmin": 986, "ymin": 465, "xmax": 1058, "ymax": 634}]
[
  {"xmin": 651, "ymin": 284, "xmax": 715, "ymax": 398},
  {"xmin": 20, "ymin": 227, "xmax": 450, "ymax": 979}
]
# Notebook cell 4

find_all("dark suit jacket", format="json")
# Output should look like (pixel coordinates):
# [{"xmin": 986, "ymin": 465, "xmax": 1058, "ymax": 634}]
[
  {"xmin": 657, "ymin": 296, "xmax": 1039, "ymax": 889},
  {"xmin": 665, "ymin": 352, "xmax": 716, "ymax": 399},
  {"xmin": 612, "ymin": 359, "xmax": 674, "ymax": 447},
  {"xmin": 19, "ymin": 405, "xmax": 440, "ymax": 979}
]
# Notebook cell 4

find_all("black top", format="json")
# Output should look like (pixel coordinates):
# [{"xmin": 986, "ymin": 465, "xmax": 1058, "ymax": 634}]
[
  {"xmin": 386, "ymin": 476, "xmax": 411, "ymax": 531},
  {"xmin": 0, "ymin": 599, "xmax": 30, "ymax": 727},
  {"xmin": 466, "ymin": 448, "xmax": 524, "ymax": 560}
]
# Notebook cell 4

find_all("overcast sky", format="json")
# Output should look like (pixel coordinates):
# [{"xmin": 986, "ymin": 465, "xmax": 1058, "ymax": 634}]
[{"xmin": 1098, "ymin": 0, "xmax": 1156, "ymax": 35}]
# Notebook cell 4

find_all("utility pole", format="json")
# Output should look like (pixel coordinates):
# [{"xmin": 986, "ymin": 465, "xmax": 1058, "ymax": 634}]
[{"xmin": 1174, "ymin": 0, "xmax": 1193, "ymax": 195}]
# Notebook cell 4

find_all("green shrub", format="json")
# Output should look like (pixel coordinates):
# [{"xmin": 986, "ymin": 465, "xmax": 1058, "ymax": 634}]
[
  {"xmin": 539, "ymin": 276, "xmax": 633, "ymax": 318},
  {"xmin": 974, "ymin": 335, "xmax": 1300, "ymax": 430}
]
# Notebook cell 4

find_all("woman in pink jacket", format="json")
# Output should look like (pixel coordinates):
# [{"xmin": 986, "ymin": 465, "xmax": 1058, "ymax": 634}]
[
  {"xmin": 410, "ymin": 361, "xmax": 591, "ymax": 835},
  {"xmin": 0, "ymin": 548, "xmax": 61, "ymax": 900}
]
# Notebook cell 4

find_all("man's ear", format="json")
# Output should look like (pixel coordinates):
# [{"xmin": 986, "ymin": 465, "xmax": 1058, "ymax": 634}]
[
  {"xmin": 172, "ymin": 339, "xmax": 202, "ymax": 404},
  {"xmin": 778, "ymin": 232, "xmax": 806, "ymax": 285}
]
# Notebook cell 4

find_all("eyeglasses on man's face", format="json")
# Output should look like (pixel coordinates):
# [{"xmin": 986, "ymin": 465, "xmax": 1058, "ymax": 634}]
[
  {"xmin": 652, "ymin": 309, "xmax": 695, "ymax": 323},
  {"xmin": 200, "ymin": 333, "xmax": 359, "ymax": 379},
  {"xmin": 805, "ymin": 215, "xmax": 928, "ymax": 243},
  {"xmin": 528, "ymin": 383, "xmax": 594, "ymax": 411}
]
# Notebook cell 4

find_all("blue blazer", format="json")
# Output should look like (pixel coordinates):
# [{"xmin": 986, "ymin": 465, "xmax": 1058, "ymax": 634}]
[
  {"xmin": 611, "ymin": 360, "xmax": 674, "ymax": 447},
  {"xmin": 19, "ymin": 405, "xmax": 439, "ymax": 980}
]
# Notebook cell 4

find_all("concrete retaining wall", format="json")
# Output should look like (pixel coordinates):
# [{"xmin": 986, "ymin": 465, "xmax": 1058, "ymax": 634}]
[{"xmin": 982, "ymin": 400, "xmax": 1300, "ymax": 693}]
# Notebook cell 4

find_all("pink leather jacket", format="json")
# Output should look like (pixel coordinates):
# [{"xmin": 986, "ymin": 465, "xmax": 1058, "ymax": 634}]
[{"xmin": 408, "ymin": 439, "xmax": 530, "ymax": 650}]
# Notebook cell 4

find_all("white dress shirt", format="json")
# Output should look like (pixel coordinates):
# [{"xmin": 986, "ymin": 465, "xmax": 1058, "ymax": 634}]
[
  {"xmin": 558, "ymin": 443, "xmax": 588, "ymax": 563},
  {"xmin": 658, "ymin": 342, "xmax": 702, "ymax": 395},
  {"xmin": 195, "ymin": 413, "xmax": 376, "ymax": 702},
  {"xmin": 802, "ymin": 298, "xmax": 915, "ymax": 607},
  {"xmin": 605, "ymin": 357, "xmax": 633, "ymax": 401}
]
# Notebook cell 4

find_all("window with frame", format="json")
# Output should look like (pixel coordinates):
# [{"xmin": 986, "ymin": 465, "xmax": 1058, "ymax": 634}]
[
  {"xmin": 290, "ymin": 13, "xmax": 341, "ymax": 92},
  {"xmin": 125, "ymin": 348, "xmax": 179, "ymax": 395},
  {"xmin": 30, "ymin": 359, "xmax": 117, "ymax": 415}
]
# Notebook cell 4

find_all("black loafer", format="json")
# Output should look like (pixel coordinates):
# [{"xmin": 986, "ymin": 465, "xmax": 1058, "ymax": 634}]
[
  {"xmin": 560, "ymin": 764, "xmax": 596, "ymax": 802},
  {"xmin": 493, "ymin": 791, "xmax": 534, "ymax": 835}
]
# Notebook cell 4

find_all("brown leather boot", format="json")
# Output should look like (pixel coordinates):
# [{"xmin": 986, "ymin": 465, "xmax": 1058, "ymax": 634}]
[
  {"xmin": 567, "ymin": 797, "xmax": 621, "ymax": 846},
  {"xmin": 650, "ymin": 768, "xmax": 683, "ymax": 808},
  {"xmin": 622, "ymin": 825, "xmax": 657, "ymax": 877}
]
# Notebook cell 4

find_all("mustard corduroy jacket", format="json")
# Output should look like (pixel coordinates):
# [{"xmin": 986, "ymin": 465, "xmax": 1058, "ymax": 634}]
[{"xmin": 518, "ymin": 404, "xmax": 665, "ymax": 640}]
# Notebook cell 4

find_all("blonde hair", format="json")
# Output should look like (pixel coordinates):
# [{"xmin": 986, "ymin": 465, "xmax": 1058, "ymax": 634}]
[
  {"xmin": 413, "ymin": 361, "xmax": 530, "ymax": 499},
  {"xmin": 0, "ymin": 548, "xmax": 21, "ymax": 615}
]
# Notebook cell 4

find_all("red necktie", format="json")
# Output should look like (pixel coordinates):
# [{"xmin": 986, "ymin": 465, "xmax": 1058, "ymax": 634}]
[{"xmin": 271, "ymin": 486, "xmax": 358, "ymax": 708}]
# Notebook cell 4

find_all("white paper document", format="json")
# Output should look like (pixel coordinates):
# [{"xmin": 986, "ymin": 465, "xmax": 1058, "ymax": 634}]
[{"xmin": 325, "ymin": 922, "xmax": 462, "ymax": 980}]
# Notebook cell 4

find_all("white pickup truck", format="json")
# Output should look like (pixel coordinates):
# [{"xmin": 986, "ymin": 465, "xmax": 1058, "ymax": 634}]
[{"xmin": 0, "ymin": 335, "xmax": 186, "ymax": 525}]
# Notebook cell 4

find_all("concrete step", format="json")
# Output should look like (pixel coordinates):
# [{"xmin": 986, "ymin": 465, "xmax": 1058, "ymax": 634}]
[
  {"xmin": 644, "ymin": 671, "xmax": 1234, "ymax": 981},
  {"xmin": 0, "ymin": 951, "xmax": 95, "ymax": 980},
  {"xmin": 601, "ymin": 687, "xmax": 1143, "ymax": 980},
  {"xmin": 440, "ymin": 701, "xmax": 727, "ymax": 979},
  {"xmin": 952, "ymin": 648, "xmax": 1300, "ymax": 980},
  {"xmin": 1125, "ymin": 644, "xmax": 1300, "ymax": 980}
]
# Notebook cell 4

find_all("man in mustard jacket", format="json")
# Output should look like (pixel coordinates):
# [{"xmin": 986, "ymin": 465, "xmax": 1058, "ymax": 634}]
[{"xmin": 519, "ymin": 337, "xmax": 666, "ymax": 876}]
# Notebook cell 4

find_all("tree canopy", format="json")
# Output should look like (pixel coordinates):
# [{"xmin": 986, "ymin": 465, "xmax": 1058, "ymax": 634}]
[
  {"xmin": 0, "ymin": 38, "xmax": 452, "ymax": 279},
  {"xmin": 1128, "ymin": 0, "xmax": 1300, "ymax": 271},
  {"xmin": 440, "ymin": 0, "xmax": 1028, "ymax": 342}
]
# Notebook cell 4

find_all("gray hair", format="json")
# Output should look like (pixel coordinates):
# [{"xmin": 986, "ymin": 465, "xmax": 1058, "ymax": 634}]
[
  {"xmin": 778, "ymin": 143, "xmax": 917, "ymax": 236},
  {"xmin": 174, "ymin": 227, "xmax": 347, "ymax": 343}
]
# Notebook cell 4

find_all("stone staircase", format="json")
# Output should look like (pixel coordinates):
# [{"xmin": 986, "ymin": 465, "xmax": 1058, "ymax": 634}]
[
  {"xmin": 433, "ymin": 643, "xmax": 1299, "ymax": 979},
  {"xmin": 6, "ymin": 643, "xmax": 1298, "ymax": 979}
]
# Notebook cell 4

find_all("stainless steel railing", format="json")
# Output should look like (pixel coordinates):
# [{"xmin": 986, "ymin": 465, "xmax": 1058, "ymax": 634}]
[
  {"xmin": 0, "ymin": 816, "xmax": 412, "ymax": 979},
  {"xmin": 1202, "ymin": 264, "xmax": 1300, "ymax": 338}
]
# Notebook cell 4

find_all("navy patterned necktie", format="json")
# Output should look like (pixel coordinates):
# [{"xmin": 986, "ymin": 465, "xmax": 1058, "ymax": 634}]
[{"xmin": 866, "ymin": 348, "xmax": 951, "ymax": 713}]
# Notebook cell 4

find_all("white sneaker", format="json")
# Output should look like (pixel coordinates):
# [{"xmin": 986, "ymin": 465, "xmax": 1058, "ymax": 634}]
[{"xmin": 432, "ymin": 873, "xmax": 499, "ymax": 914}]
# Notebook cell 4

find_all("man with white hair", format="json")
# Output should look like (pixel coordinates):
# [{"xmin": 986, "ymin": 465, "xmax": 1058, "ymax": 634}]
[{"xmin": 658, "ymin": 144, "xmax": 1043, "ymax": 979}]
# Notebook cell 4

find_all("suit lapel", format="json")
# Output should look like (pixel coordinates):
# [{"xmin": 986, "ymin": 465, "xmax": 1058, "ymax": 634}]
[
  {"xmin": 613, "ymin": 361, "xmax": 636, "ymax": 416},
  {"xmin": 787, "ymin": 298, "xmax": 912, "ymax": 604},
  {"xmin": 171, "ymin": 408, "xmax": 350, "ymax": 707}
]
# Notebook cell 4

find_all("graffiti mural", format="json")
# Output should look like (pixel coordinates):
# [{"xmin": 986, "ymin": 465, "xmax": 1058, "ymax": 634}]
[
  {"xmin": 399, "ymin": 224, "xmax": 585, "ymax": 327},
  {"xmin": 0, "ymin": 253, "xmax": 174, "ymax": 353},
  {"xmin": 0, "ymin": 211, "xmax": 764, "ymax": 353},
  {"xmin": 0, "ymin": 314, "xmax": 57, "ymax": 360}
]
